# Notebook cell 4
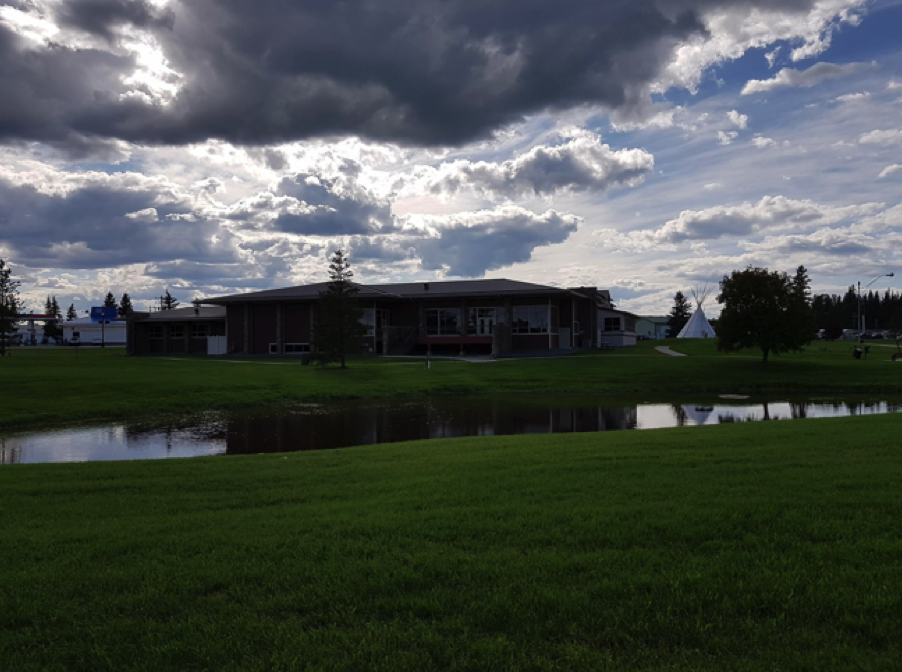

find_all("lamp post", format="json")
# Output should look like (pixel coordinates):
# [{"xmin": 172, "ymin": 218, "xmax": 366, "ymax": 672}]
[{"xmin": 858, "ymin": 272, "xmax": 894, "ymax": 344}]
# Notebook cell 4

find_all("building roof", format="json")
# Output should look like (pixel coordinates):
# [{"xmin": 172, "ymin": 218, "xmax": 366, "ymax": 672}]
[
  {"xmin": 133, "ymin": 306, "xmax": 226, "ymax": 322},
  {"xmin": 62, "ymin": 316, "xmax": 127, "ymax": 327},
  {"xmin": 202, "ymin": 279, "xmax": 582, "ymax": 304}
]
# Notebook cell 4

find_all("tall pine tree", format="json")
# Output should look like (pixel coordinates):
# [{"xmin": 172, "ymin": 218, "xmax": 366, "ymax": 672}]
[
  {"xmin": 666, "ymin": 291, "xmax": 692, "ymax": 337},
  {"xmin": 119, "ymin": 292, "xmax": 134, "ymax": 317},
  {"xmin": 66, "ymin": 303, "xmax": 78, "ymax": 321},
  {"xmin": 103, "ymin": 292, "xmax": 118, "ymax": 309},
  {"xmin": 161, "ymin": 290, "xmax": 179, "ymax": 311},
  {"xmin": 1, "ymin": 259, "xmax": 22, "ymax": 356},
  {"xmin": 312, "ymin": 249, "xmax": 365, "ymax": 368}
]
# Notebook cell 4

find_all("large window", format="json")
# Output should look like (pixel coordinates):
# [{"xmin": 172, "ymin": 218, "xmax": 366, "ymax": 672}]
[
  {"xmin": 170, "ymin": 325, "xmax": 185, "ymax": 339},
  {"xmin": 512, "ymin": 306, "xmax": 558, "ymax": 334},
  {"xmin": 191, "ymin": 323, "xmax": 207, "ymax": 338},
  {"xmin": 426, "ymin": 309, "xmax": 460, "ymax": 336},
  {"xmin": 603, "ymin": 317, "xmax": 621, "ymax": 332},
  {"xmin": 468, "ymin": 307, "xmax": 504, "ymax": 335},
  {"xmin": 149, "ymin": 325, "xmax": 163, "ymax": 339},
  {"xmin": 360, "ymin": 309, "xmax": 388, "ymax": 337}
]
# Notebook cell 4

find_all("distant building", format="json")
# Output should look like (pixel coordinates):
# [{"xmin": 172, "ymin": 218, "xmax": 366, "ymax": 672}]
[
  {"xmin": 127, "ymin": 279, "xmax": 638, "ymax": 356},
  {"xmin": 61, "ymin": 317, "xmax": 127, "ymax": 345},
  {"xmin": 635, "ymin": 315, "xmax": 670, "ymax": 339}
]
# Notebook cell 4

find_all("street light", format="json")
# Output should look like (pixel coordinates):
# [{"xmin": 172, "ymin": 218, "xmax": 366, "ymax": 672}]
[{"xmin": 858, "ymin": 272, "xmax": 894, "ymax": 344}]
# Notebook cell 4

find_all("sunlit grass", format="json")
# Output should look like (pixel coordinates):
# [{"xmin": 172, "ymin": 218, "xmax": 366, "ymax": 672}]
[{"xmin": 1, "ymin": 415, "xmax": 900, "ymax": 670}]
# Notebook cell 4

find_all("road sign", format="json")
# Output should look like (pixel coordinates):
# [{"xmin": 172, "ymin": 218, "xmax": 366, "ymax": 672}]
[{"xmin": 90, "ymin": 307, "xmax": 118, "ymax": 323}]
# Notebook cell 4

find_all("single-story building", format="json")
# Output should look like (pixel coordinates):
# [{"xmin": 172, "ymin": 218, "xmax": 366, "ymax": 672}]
[
  {"xmin": 127, "ymin": 279, "xmax": 636, "ymax": 356},
  {"xmin": 61, "ymin": 316, "xmax": 127, "ymax": 345},
  {"xmin": 635, "ymin": 315, "xmax": 670, "ymax": 339},
  {"xmin": 127, "ymin": 306, "xmax": 227, "ymax": 355}
]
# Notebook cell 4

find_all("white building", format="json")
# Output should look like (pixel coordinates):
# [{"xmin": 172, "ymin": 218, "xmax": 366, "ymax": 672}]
[{"xmin": 61, "ymin": 317, "xmax": 127, "ymax": 345}]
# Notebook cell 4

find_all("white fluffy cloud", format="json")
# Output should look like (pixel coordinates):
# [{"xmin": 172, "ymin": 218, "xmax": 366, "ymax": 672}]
[
  {"xmin": 741, "ymin": 61, "xmax": 875, "ymax": 95},
  {"xmin": 408, "ymin": 131, "xmax": 654, "ymax": 198},
  {"xmin": 878, "ymin": 165, "xmax": 902, "ymax": 179},
  {"xmin": 727, "ymin": 110, "xmax": 748, "ymax": 129},
  {"xmin": 859, "ymin": 129, "xmax": 902, "ymax": 145}
]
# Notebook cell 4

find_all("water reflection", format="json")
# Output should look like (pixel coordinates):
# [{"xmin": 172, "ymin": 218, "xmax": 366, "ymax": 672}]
[{"xmin": 2, "ymin": 397, "xmax": 900, "ymax": 464}]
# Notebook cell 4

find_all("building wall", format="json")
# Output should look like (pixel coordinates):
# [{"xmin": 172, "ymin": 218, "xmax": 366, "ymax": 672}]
[
  {"xmin": 227, "ymin": 305, "xmax": 245, "ymax": 354},
  {"xmin": 283, "ymin": 302, "xmax": 312, "ymax": 345},
  {"xmin": 251, "ymin": 304, "xmax": 278, "ymax": 354}
]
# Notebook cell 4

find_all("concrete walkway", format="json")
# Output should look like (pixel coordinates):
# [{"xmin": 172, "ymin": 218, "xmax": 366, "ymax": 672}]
[{"xmin": 656, "ymin": 346, "xmax": 687, "ymax": 357}]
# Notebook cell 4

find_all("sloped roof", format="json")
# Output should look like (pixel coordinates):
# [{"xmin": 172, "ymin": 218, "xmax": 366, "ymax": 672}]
[
  {"xmin": 136, "ymin": 306, "xmax": 226, "ymax": 321},
  {"xmin": 203, "ymin": 279, "xmax": 578, "ymax": 304}
]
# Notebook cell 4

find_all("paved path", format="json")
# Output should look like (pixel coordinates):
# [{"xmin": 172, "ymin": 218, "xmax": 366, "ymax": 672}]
[{"xmin": 656, "ymin": 346, "xmax": 687, "ymax": 357}]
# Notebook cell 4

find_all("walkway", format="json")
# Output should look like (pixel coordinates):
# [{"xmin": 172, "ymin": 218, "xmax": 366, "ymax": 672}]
[{"xmin": 656, "ymin": 346, "xmax": 687, "ymax": 357}]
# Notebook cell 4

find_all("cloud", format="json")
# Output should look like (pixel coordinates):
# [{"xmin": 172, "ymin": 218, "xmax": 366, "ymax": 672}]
[
  {"xmin": 859, "ymin": 129, "xmax": 902, "ymax": 145},
  {"xmin": 741, "ymin": 61, "xmax": 876, "ymax": 95},
  {"xmin": 0, "ymin": 173, "xmax": 241, "ymax": 268},
  {"xmin": 833, "ymin": 92, "xmax": 869, "ymax": 103},
  {"xmin": 744, "ymin": 228, "xmax": 880, "ymax": 256},
  {"xmin": 0, "ymin": 0, "xmax": 867, "ymax": 148},
  {"xmin": 409, "ymin": 207, "xmax": 580, "ymax": 277},
  {"xmin": 613, "ymin": 196, "xmax": 883, "ymax": 247},
  {"xmin": 751, "ymin": 136, "xmax": 778, "ymax": 149},
  {"xmin": 878, "ymin": 165, "xmax": 902, "ymax": 179},
  {"xmin": 412, "ymin": 131, "xmax": 654, "ymax": 198},
  {"xmin": 727, "ymin": 110, "xmax": 748, "ymax": 129},
  {"xmin": 717, "ymin": 131, "xmax": 738, "ymax": 145}
]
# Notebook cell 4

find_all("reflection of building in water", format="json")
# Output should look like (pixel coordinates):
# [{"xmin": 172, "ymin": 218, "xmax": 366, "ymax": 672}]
[{"xmin": 0, "ymin": 438, "xmax": 22, "ymax": 464}]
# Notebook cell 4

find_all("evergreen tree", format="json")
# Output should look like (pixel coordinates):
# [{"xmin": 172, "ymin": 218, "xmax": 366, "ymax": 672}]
[
  {"xmin": 717, "ymin": 265, "xmax": 817, "ymax": 363},
  {"xmin": 0, "ymin": 259, "xmax": 23, "ymax": 356},
  {"xmin": 161, "ymin": 290, "xmax": 179, "ymax": 311},
  {"xmin": 43, "ymin": 295, "xmax": 62, "ymax": 339},
  {"xmin": 66, "ymin": 303, "xmax": 78, "ymax": 321},
  {"xmin": 666, "ymin": 291, "xmax": 692, "ymax": 337},
  {"xmin": 103, "ymin": 292, "xmax": 118, "ymax": 309},
  {"xmin": 312, "ymin": 249, "xmax": 365, "ymax": 368},
  {"xmin": 119, "ymin": 292, "xmax": 134, "ymax": 317}
]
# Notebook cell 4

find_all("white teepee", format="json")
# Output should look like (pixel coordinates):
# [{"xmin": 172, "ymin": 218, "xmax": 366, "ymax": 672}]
[{"xmin": 677, "ymin": 286, "xmax": 717, "ymax": 339}]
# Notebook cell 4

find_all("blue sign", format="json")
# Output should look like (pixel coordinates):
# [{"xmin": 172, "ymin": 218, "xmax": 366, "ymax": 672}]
[{"xmin": 90, "ymin": 307, "xmax": 118, "ymax": 323}]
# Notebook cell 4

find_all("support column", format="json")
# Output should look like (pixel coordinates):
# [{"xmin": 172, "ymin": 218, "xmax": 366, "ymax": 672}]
[
  {"xmin": 459, "ymin": 298, "xmax": 467, "ymax": 355},
  {"xmin": 548, "ymin": 297, "xmax": 552, "ymax": 350},
  {"xmin": 163, "ymin": 324, "xmax": 169, "ymax": 354},
  {"xmin": 276, "ymin": 303, "xmax": 283, "ymax": 355},
  {"xmin": 418, "ymin": 301, "xmax": 426, "ymax": 338},
  {"xmin": 243, "ymin": 304, "xmax": 250, "ymax": 354},
  {"xmin": 309, "ymin": 303, "xmax": 315, "ymax": 348}
]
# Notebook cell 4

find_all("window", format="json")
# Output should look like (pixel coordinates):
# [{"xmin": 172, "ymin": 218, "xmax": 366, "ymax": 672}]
[
  {"xmin": 170, "ymin": 325, "xmax": 185, "ymax": 338},
  {"xmin": 360, "ymin": 309, "xmax": 388, "ymax": 337},
  {"xmin": 467, "ymin": 307, "xmax": 503, "ymax": 335},
  {"xmin": 149, "ymin": 326, "xmax": 163, "ymax": 339},
  {"xmin": 604, "ymin": 317, "xmax": 621, "ymax": 332},
  {"xmin": 512, "ymin": 306, "xmax": 550, "ymax": 334},
  {"xmin": 426, "ymin": 309, "xmax": 460, "ymax": 336},
  {"xmin": 269, "ymin": 343, "xmax": 310, "ymax": 354},
  {"xmin": 191, "ymin": 323, "xmax": 207, "ymax": 338}
]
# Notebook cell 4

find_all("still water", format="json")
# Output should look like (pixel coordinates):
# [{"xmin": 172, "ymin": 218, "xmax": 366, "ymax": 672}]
[{"xmin": 2, "ymin": 396, "xmax": 900, "ymax": 464}]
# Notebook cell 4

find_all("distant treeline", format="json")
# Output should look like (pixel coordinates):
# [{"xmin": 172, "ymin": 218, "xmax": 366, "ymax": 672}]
[{"xmin": 812, "ymin": 287, "xmax": 902, "ymax": 339}]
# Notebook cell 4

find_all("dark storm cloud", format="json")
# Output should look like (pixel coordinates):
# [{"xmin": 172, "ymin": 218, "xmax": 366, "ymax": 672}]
[
  {"xmin": 56, "ymin": 0, "xmax": 175, "ymax": 42},
  {"xmin": 0, "ymin": 177, "xmax": 239, "ymax": 268},
  {"xmin": 1, "ymin": 0, "xmax": 828, "ymax": 148}
]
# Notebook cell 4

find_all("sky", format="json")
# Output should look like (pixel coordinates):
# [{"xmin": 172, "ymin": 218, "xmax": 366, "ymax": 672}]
[{"xmin": 1, "ymin": 0, "xmax": 901, "ymax": 316}]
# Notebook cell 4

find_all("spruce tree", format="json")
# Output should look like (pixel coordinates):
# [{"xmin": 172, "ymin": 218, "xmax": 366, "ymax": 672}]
[
  {"xmin": 43, "ymin": 295, "xmax": 62, "ymax": 339},
  {"xmin": 162, "ymin": 290, "xmax": 179, "ymax": 311},
  {"xmin": 666, "ymin": 291, "xmax": 692, "ymax": 337},
  {"xmin": 0, "ymin": 259, "xmax": 22, "ymax": 356},
  {"xmin": 66, "ymin": 304, "xmax": 78, "ymax": 321},
  {"xmin": 312, "ymin": 249, "xmax": 365, "ymax": 368},
  {"xmin": 103, "ymin": 292, "xmax": 118, "ymax": 309},
  {"xmin": 119, "ymin": 292, "xmax": 134, "ymax": 317}
]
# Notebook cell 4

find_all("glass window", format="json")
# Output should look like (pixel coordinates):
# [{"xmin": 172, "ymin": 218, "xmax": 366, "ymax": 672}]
[
  {"xmin": 191, "ymin": 323, "xmax": 207, "ymax": 338},
  {"xmin": 170, "ymin": 325, "xmax": 185, "ymax": 338},
  {"xmin": 426, "ymin": 309, "xmax": 460, "ymax": 336},
  {"xmin": 360, "ymin": 309, "xmax": 375, "ymax": 337},
  {"xmin": 285, "ymin": 343, "xmax": 311, "ymax": 353},
  {"xmin": 149, "ymin": 326, "xmax": 163, "ymax": 339},
  {"xmin": 512, "ymin": 306, "xmax": 551, "ymax": 334},
  {"xmin": 468, "ymin": 307, "xmax": 502, "ymax": 335},
  {"xmin": 604, "ymin": 317, "xmax": 621, "ymax": 331}
]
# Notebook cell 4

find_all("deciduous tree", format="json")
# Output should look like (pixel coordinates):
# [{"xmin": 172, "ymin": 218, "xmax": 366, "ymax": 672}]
[
  {"xmin": 312, "ymin": 249, "xmax": 365, "ymax": 368},
  {"xmin": 716, "ymin": 265, "xmax": 817, "ymax": 363}
]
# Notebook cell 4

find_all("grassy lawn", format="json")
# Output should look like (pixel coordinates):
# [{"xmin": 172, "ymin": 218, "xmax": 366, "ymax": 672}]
[
  {"xmin": 1, "ymin": 415, "xmax": 900, "ymax": 670},
  {"xmin": 1, "ymin": 339, "xmax": 900, "ymax": 431}
]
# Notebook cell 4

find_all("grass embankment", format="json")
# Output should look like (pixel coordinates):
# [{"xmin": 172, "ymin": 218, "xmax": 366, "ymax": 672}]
[
  {"xmin": 2, "ymin": 339, "xmax": 900, "ymax": 432},
  {"xmin": 2, "ymin": 416, "xmax": 900, "ymax": 670}
]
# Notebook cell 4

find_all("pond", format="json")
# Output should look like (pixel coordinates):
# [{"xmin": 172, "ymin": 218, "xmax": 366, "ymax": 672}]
[{"xmin": 1, "ymin": 395, "xmax": 900, "ymax": 464}]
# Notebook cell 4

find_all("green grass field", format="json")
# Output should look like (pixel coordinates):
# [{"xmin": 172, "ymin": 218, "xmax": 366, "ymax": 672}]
[
  {"xmin": 1, "ymin": 338, "xmax": 900, "ymax": 431},
  {"xmin": 2, "ymin": 416, "xmax": 900, "ymax": 671}
]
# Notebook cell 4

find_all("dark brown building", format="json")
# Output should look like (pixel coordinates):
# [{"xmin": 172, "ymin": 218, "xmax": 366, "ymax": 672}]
[{"xmin": 128, "ymin": 279, "xmax": 637, "ymax": 356}]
